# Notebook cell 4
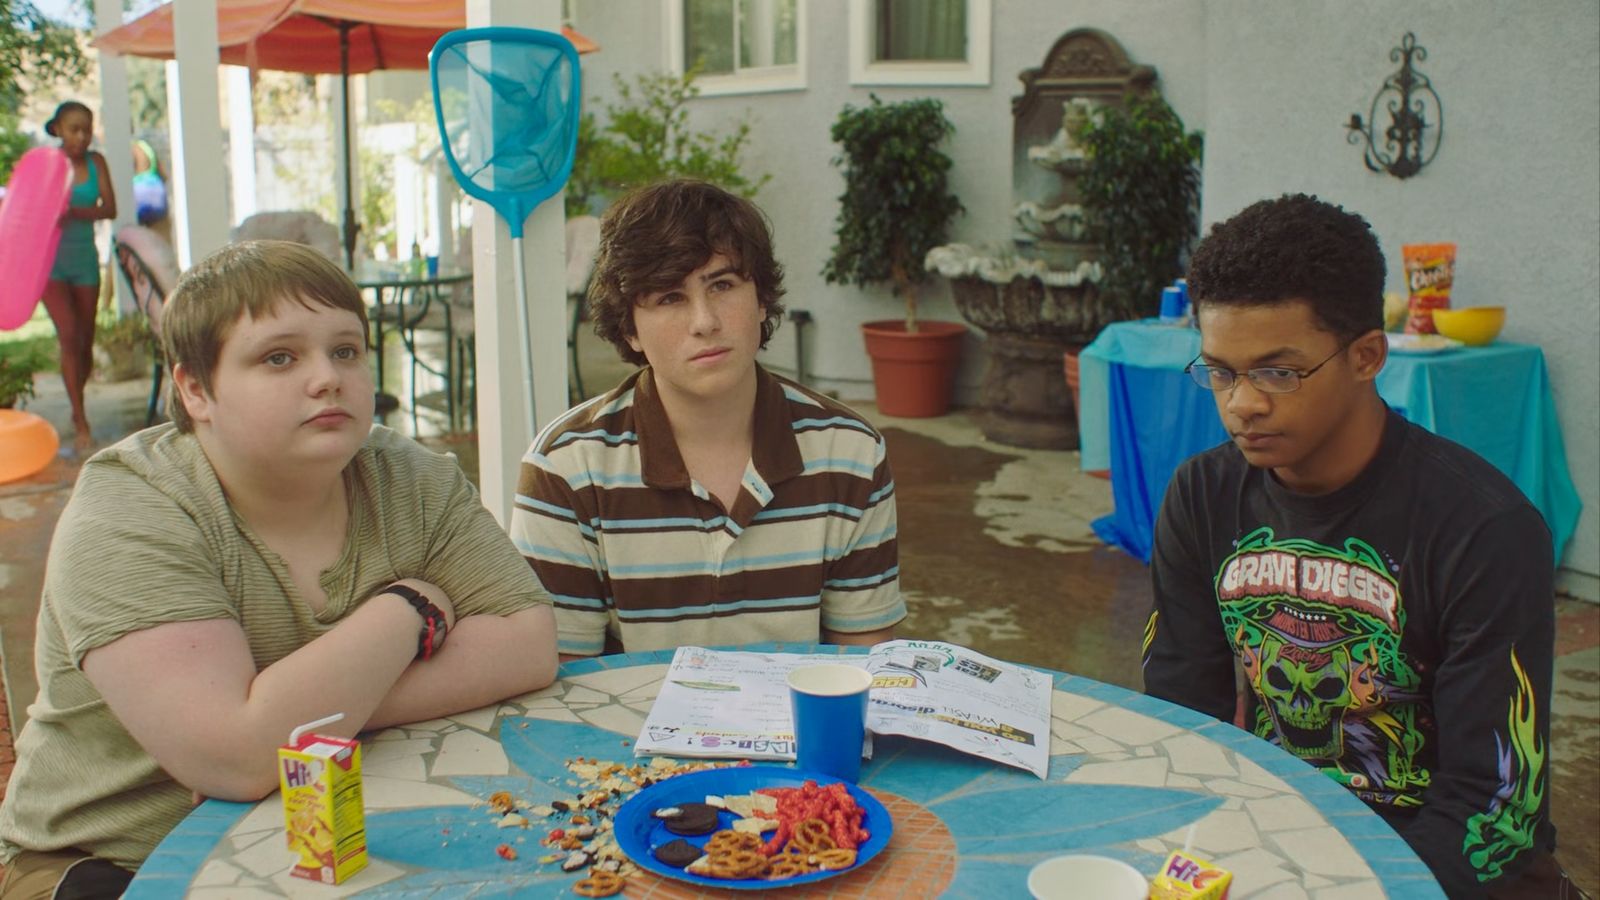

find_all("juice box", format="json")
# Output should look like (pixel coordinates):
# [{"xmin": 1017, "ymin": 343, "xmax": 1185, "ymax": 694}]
[
  {"xmin": 278, "ymin": 716, "xmax": 368, "ymax": 884},
  {"xmin": 1149, "ymin": 849, "xmax": 1233, "ymax": 899}
]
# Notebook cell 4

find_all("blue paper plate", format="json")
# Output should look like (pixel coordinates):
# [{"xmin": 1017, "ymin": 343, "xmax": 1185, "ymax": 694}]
[{"xmin": 613, "ymin": 765, "xmax": 893, "ymax": 891}]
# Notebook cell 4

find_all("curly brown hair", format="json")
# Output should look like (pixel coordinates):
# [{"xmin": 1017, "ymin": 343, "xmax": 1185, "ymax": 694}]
[
  {"xmin": 1187, "ymin": 193, "xmax": 1385, "ymax": 342},
  {"xmin": 588, "ymin": 179, "xmax": 786, "ymax": 366}
]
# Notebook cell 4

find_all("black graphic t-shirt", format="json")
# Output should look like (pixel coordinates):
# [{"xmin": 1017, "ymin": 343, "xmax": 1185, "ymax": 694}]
[{"xmin": 1143, "ymin": 408, "xmax": 1555, "ymax": 898}]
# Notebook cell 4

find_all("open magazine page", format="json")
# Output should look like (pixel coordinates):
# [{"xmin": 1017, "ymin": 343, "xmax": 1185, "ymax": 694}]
[
  {"xmin": 862, "ymin": 640, "xmax": 1053, "ymax": 779},
  {"xmin": 633, "ymin": 646, "xmax": 843, "ymax": 759},
  {"xmin": 634, "ymin": 643, "xmax": 1053, "ymax": 778}
]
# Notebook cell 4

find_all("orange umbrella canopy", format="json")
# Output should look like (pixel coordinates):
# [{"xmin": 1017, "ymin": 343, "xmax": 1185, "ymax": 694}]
[
  {"xmin": 94, "ymin": 0, "xmax": 598, "ymax": 267},
  {"xmin": 93, "ymin": 0, "xmax": 599, "ymax": 72}
]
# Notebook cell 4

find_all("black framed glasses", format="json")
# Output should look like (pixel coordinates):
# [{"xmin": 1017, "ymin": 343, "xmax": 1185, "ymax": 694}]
[{"xmin": 1185, "ymin": 343, "xmax": 1351, "ymax": 394}]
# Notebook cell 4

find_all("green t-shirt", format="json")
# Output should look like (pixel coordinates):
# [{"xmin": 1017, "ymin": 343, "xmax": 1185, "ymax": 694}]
[{"xmin": 0, "ymin": 425, "xmax": 549, "ymax": 869}]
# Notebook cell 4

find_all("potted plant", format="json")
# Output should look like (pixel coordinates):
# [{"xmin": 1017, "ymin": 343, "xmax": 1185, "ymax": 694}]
[
  {"xmin": 93, "ymin": 311, "xmax": 155, "ymax": 383},
  {"xmin": 1075, "ymin": 94, "xmax": 1202, "ymax": 321},
  {"xmin": 823, "ymin": 95, "xmax": 966, "ymax": 417},
  {"xmin": 566, "ymin": 68, "xmax": 770, "ymax": 217},
  {"xmin": 0, "ymin": 340, "xmax": 50, "ymax": 408},
  {"xmin": 1066, "ymin": 94, "xmax": 1203, "ymax": 407}
]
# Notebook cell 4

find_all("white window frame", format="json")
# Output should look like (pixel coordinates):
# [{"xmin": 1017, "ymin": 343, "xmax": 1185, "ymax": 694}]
[
  {"xmin": 847, "ymin": 0, "xmax": 991, "ymax": 87},
  {"xmin": 664, "ymin": 0, "xmax": 807, "ymax": 97}
]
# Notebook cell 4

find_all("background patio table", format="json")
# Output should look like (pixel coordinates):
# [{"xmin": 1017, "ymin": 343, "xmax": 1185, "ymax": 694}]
[
  {"xmin": 123, "ymin": 644, "xmax": 1442, "ymax": 898},
  {"xmin": 1078, "ymin": 319, "xmax": 1582, "ymax": 563},
  {"xmin": 353, "ymin": 266, "xmax": 472, "ymax": 414}
]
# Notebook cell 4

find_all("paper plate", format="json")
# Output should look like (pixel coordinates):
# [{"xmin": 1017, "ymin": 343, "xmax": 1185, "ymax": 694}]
[
  {"xmin": 613, "ymin": 765, "xmax": 892, "ymax": 891},
  {"xmin": 1386, "ymin": 332, "xmax": 1463, "ymax": 355}
]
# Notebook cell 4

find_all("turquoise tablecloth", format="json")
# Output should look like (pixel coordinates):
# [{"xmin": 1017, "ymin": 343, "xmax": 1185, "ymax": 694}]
[{"xmin": 1079, "ymin": 320, "xmax": 1582, "ymax": 564}]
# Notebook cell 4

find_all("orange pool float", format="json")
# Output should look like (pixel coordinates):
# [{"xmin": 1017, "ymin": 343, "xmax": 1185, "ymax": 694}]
[{"xmin": 0, "ymin": 409, "xmax": 59, "ymax": 483}]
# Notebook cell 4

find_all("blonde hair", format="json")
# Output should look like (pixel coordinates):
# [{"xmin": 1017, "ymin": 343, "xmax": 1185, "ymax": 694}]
[{"xmin": 162, "ymin": 241, "xmax": 368, "ymax": 432}]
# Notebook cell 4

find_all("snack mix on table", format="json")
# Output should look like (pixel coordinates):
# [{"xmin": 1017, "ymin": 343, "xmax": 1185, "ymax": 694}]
[
  {"xmin": 473, "ymin": 756, "xmax": 743, "ymax": 897},
  {"xmin": 650, "ymin": 779, "xmax": 867, "ymax": 882}
]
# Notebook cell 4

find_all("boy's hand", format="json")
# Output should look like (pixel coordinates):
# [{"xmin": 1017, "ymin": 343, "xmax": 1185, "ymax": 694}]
[{"xmin": 385, "ymin": 578, "xmax": 457, "ymax": 630}]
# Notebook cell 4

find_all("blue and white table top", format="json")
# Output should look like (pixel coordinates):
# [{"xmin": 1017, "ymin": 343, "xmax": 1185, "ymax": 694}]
[{"xmin": 126, "ymin": 645, "xmax": 1443, "ymax": 898}]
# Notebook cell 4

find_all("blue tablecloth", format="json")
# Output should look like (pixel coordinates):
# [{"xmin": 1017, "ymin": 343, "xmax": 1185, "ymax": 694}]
[{"xmin": 1079, "ymin": 320, "xmax": 1582, "ymax": 564}]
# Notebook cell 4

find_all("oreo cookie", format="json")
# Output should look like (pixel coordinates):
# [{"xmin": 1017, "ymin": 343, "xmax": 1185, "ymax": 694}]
[
  {"xmin": 662, "ymin": 802, "xmax": 720, "ymax": 836},
  {"xmin": 652, "ymin": 838, "xmax": 704, "ymax": 869}
]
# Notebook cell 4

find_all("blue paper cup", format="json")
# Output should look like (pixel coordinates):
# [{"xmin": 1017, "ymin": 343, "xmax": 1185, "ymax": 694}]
[
  {"xmin": 788, "ymin": 664, "xmax": 872, "ymax": 782},
  {"xmin": 425, "ymin": 255, "xmax": 440, "ymax": 277},
  {"xmin": 1160, "ymin": 286, "xmax": 1185, "ymax": 321}
]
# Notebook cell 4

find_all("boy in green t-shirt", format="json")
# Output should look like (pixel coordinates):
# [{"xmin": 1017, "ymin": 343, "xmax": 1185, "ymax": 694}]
[{"xmin": 0, "ymin": 241, "xmax": 557, "ymax": 898}]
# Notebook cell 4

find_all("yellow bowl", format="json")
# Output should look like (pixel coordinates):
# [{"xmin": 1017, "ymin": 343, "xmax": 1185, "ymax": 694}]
[{"xmin": 1431, "ymin": 306, "xmax": 1505, "ymax": 346}]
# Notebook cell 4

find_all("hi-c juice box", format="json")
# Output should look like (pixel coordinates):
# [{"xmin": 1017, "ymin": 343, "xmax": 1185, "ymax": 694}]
[
  {"xmin": 1149, "ymin": 849, "xmax": 1233, "ymax": 899},
  {"xmin": 278, "ymin": 713, "xmax": 368, "ymax": 884}
]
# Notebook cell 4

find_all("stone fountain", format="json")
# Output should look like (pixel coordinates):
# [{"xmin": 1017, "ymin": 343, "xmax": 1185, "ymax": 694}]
[{"xmin": 926, "ymin": 28, "xmax": 1155, "ymax": 449}]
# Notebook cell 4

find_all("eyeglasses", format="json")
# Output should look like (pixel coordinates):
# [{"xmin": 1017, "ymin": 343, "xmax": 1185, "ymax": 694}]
[{"xmin": 1184, "ymin": 343, "xmax": 1350, "ymax": 394}]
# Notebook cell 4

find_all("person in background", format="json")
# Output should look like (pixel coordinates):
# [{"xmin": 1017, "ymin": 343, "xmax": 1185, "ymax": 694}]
[
  {"xmin": 1141, "ymin": 194, "xmax": 1573, "ymax": 898},
  {"xmin": 130, "ymin": 137, "xmax": 168, "ymax": 227},
  {"xmin": 40, "ymin": 101, "xmax": 116, "ymax": 451},
  {"xmin": 0, "ymin": 240, "xmax": 559, "ymax": 898},
  {"xmin": 511, "ymin": 179, "xmax": 904, "ymax": 659}
]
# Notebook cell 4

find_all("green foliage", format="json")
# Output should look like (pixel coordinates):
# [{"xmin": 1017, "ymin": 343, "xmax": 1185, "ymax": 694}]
[
  {"xmin": 0, "ymin": 107, "xmax": 30, "ymax": 184},
  {"xmin": 1, "ymin": 0, "xmax": 90, "ymax": 182},
  {"xmin": 1, "ymin": 0, "xmax": 89, "ymax": 114},
  {"xmin": 94, "ymin": 310, "xmax": 153, "ymax": 382},
  {"xmin": 822, "ymin": 95, "xmax": 963, "ymax": 330},
  {"xmin": 565, "ymin": 68, "xmax": 769, "ymax": 217},
  {"xmin": 1074, "ymin": 94, "xmax": 1203, "ymax": 320},
  {"xmin": 358, "ymin": 146, "xmax": 395, "ymax": 258},
  {"xmin": 126, "ymin": 55, "xmax": 168, "ymax": 131},
  {"xmin": 0, "ymin": 337, "xmax": 52, "ymax": 406}
]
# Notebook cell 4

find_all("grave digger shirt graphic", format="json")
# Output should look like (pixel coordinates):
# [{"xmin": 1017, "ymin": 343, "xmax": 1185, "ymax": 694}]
[{"xmin": 1217, "ymin": 528, "xmax": 1428, "ymax": 807}]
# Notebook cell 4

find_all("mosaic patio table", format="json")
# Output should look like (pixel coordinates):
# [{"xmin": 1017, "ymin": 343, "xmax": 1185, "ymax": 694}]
[{"xmin": 124, "ymin": 644, "xmax": 1444, "ymax": 898}]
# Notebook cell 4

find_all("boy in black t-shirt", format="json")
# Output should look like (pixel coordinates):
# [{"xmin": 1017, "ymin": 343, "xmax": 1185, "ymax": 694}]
[{"xmin": 1141, "ymin": 194, "xmax": 1571, "ymax": 898}]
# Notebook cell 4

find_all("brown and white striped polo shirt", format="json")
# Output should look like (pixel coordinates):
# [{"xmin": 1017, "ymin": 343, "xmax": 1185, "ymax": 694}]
[{"xmin": 511, "ymin": 365, "xmax": 904, "ymax": 656}]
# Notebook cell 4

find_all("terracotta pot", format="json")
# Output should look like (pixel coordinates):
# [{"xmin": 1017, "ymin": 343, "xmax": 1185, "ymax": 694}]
[
  {"xmin": 860, "ymin": 320, "xmax": 967, "ymax": 418},
  {"xmin": 1062, "ymin": 346, "xmax": 1082, "ymax": 413}
]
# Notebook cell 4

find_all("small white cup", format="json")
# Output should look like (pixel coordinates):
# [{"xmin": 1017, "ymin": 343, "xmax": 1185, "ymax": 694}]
[{"xmin": 1027, "ymin": 854, "xmax": 1149, "ymax": 900}]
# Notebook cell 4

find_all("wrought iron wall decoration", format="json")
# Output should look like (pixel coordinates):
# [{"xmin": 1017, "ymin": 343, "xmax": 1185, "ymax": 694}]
[{"xmin": 1345, "ymin": 32, "xmax": 1442, "ymax": 179}]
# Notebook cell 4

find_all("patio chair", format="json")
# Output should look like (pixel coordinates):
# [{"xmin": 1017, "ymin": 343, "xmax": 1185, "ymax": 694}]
[
  {"xmin": 565, "ymin": 215, "xmax": 601, "ymax": 403},
  {"xmin": 112, "ymin": 225, "xmax": 180, "ymax": 426},
  {"xmin": 231, "ymin": 210, "xmax": 343, "ymax": 263}
]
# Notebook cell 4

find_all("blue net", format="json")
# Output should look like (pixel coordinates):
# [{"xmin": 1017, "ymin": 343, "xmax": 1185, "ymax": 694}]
[{"xmin": 432, "ymin": 33, "xmax": 579, "ymax": 222}]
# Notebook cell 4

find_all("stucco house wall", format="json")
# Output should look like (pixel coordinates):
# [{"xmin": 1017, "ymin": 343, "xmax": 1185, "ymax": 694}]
[
  {"xmin": 1196, "ymin": 0, "xmax": 1599, "ymax": 592},
  {"xmin": 572, "ymin": 0, "xmax": 1599, "ymax": 588}
]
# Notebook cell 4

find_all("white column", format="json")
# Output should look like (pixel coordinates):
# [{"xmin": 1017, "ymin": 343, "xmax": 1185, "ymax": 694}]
[
  {"xmin": 432, "ymin": 162, "xmax": 455, "ymax": 269},
  {"xmin": 167, "ymin": 0, "xmax": 228, "ymax": 269},
  {"xmin": 331, "ymin": 74, "xmax": 358, "ymax": 262},
  {"xmin": 93, "ymin": 0, "xmax": 135, "ymax": 311},
  {"xmin": 466, "ymin": 0, "xmax": 569, "ymax": 526},
  {"xmin": 227, "ymin": 66, "xmax": 257, "ymax": 224},
  {"xmin": 395, "ymin": 149, "xmax": 420, "ymax": 257}
]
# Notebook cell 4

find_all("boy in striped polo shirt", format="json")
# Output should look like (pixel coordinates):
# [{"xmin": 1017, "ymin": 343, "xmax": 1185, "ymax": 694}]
[{"xmin": 512, "ymin": 180, "xmax": 905, "ymax": 658}]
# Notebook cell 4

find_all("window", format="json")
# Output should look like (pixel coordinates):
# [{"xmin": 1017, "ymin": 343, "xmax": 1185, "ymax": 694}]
[
  {"xmin": 849, "ymin": 0, "xmax": 990, "ymax": 86},
  {"xmin": 666, "ymin": 0, "xmax": 805, "ymax": 96}
]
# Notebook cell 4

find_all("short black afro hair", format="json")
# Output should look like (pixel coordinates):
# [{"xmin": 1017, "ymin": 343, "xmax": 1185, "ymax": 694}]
[{"xmin": 1187, "ymin": 193, "xmax": 1385, "ymax": 341}]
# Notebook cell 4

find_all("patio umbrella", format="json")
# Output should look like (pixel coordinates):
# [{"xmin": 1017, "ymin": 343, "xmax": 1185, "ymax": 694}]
[{"xmin": 94, "ymin": 0, "xmax": 598, "ymax": 267}]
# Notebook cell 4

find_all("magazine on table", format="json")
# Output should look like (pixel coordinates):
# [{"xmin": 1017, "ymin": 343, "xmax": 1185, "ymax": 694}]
[{"xmin": 633, "ymin": 640, "xmax": 1054, "ymax": 779}]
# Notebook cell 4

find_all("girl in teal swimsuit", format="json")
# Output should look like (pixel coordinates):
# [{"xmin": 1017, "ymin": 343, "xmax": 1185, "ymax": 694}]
[{"xmin": 42, "ymin": 101, "xmax": 117, "ymax": 450}]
